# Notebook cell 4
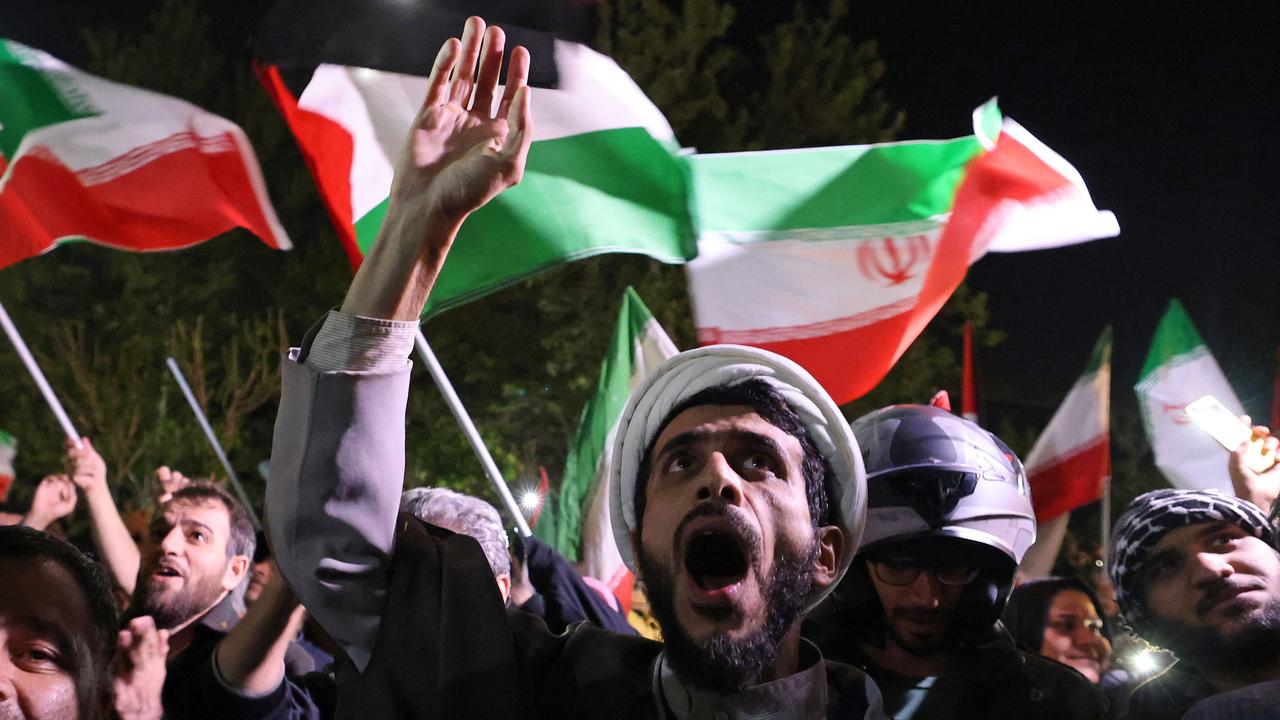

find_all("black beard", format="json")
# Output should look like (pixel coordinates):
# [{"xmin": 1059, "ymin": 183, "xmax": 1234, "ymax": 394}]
[
  {"xmin": 130, "ymin": 569, "xmax": 227, "ymax": 630},
  {"xmin": 639, "ymin": 533, "xmax": 817, "ymax": 694},
  {"xmin": 1160, "ymin": 594, "xmax": 1280, "ymax": 678}
]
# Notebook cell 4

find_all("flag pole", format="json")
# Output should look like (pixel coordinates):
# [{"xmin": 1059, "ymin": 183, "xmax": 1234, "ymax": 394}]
[
  {"xmin": 1100, "ymin": 474, "xmax": 1111, "ymax": 556},
  {"xmin": 165, "ymin": 357, "xmax": 261, "ymax": 531},
  {"xmin": 414, "ymin": 329, "xmax": 532, "ymax": 537},
  {"xmin": 0, "ymin": 302, "xmax": 83, "ymax": 449}
]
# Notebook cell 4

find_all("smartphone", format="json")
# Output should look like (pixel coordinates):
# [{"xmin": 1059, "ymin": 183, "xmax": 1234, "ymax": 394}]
[{"xmin": 1185, "ymin": 395, "xmax": 1276, "ymax": 474}]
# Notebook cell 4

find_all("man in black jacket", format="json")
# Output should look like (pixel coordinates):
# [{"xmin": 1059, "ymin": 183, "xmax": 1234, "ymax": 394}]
[{"xmin": 805, "ymin": 404, "xmax": 1105, "ymax": 719}]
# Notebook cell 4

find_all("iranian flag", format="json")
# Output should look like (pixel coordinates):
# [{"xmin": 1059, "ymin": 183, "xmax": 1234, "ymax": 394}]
[
  {"xmin": 1135, "ymin": 300, "xmax": 1241, "ymax": 492},
  {"xmin": 1025, "ymin": 327, "xmax": 1113, "ymax": 523},
  {"xmin": 0, "ymin": 39, "xmax": 289, "ymax": 270},
  {"xmin": 0, "ymin": 430, "xmax": 15, "ymax": 503},
  {"xmin": 257, "ymin": 39, "xmax": 693, "ymax": 314},
  {"xmin": 687, "ymin": 100, "xmax": 1119, "ymax": 403},
  {"xmin": 537, "ymin": 287, "xmax": 677, "ymax": 609}
]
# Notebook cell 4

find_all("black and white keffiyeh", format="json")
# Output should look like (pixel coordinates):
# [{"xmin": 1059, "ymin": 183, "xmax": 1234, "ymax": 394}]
[{"xmin": 1108, "ymin": 489, "xmax": 1275, "ymax": 630}]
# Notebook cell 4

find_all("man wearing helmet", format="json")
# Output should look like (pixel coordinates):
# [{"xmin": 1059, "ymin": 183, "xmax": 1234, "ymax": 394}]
[{"xmin": 805, "ymin": 404, "xmax": 1104, "ymax": 719}]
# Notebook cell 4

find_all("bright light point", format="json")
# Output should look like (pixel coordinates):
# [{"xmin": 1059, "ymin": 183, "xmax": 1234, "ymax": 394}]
[
  {"xmin": 519, "ymin": 488, "xmax": 541, "ymax": 515},
  {"xmin": 1131, "ymin": 649, "xmax": 1158, "ymax": 675}
]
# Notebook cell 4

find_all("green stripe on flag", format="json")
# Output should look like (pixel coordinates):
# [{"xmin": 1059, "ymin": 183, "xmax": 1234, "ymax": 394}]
[
  {"xmin": 1084, "ymin": 326, "xmax": 1113, "ymax": 376},
  {"xmin": 689, "ymin": 135, "xmax": 985, "ymax": 233},
  {"xmin": 349, "ymin": 128, "xmax": 696, "ymax": 318},
  {"xmin": 539, "ymin": 287, "xmax": 669, "ymax": 559},
  {"xmin": 0, "ymin": 39, "xmax": 98, "ymax": 158},
  {"xmin": 1138, "ymin": 299, "xmax": 1206, "ymax": 382}
]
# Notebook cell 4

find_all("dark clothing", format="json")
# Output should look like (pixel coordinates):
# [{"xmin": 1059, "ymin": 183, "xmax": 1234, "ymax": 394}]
[
  {"xmin": 329, "ymin": 514, "xmax": 879, "ymax": 720},
  {"xmin": 522, "ymin": 534, "xmax": 636, "ymax": 636},
  {"xmin": 163, "ymin": 623, "xmax": 321, "ymax": 720},
  {"xmin": 812, "ymin": 624, "xmax": 1105, "ymax": 720},
  {"xmin": 1124, "ymin": 664, "xmax": 1214, "ymax": 720}
]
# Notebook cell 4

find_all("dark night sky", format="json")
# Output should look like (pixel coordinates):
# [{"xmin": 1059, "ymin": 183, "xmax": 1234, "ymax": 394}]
[{"xmin": 3, "ymin": 1, "xmax": 1280, "ymax": 423}]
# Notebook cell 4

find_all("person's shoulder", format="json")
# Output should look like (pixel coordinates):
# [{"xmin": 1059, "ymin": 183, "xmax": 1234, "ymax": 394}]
[
  {"xmin": 1128, "ymin": 665, "xmax": 1213, "ymax": 720},
  {"xmin": 1184, "ymin": 678, "xmax": 1280, "ymax": 720}
]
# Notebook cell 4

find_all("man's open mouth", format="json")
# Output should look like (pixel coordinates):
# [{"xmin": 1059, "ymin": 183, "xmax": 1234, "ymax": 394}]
[
  {"xmin": 681, "ymin": 517, "xmax": 755, "ymax": 606},
  {"xmin": 153, "ymin": 561, "xmax": 185, "ymax": 579}
]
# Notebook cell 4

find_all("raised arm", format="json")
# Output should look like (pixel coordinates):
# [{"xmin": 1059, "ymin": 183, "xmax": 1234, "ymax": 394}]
[
  {"xmin": 267, "ymin": 16, "xmax": 532, "ymax": 671},
  {"xmin": 67, "ymin": 437, "xmax": 142, "ymax": 592}
]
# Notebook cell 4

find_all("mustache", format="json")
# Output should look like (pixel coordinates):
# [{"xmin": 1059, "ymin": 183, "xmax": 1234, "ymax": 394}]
[
  {"xmin": 1196, "ymin": 579, "xmax": 1265, "ymax": 615},
  {"xmin": 673, "ymin": 503, "xmax": 761, "ymax": 564},
  {"xmin": 889, "ymin": 607, "xmax": 945, "ymax": 623}
]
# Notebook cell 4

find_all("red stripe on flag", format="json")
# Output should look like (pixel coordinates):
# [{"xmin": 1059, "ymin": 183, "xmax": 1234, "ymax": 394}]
[
  {"xmin": 255, "ymin": 63, "xmax": 363, "ymax": 269},
  {"xmin": 1, "ymin": 138, "xmax": 286, "ymax": 269},
  {"xmin": 703, "ymin": 127, "xmax": 1074, "ymax": 404},
  {"xmin": 1027, "ymin": 437, "xmax": 1110, "ymax": 522}
]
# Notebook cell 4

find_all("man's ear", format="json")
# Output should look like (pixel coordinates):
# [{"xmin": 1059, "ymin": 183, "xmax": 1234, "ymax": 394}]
[
  {"xmin": 222, "ymin": 555, "xmax": 251, "ymax": 592},
  {"xmin": 811, "ymin": 525, "xmax": 845, "ymax": 588},
  {"xmin": 496, "ymin": 573, "xmax": 512, "ymax": 604}
]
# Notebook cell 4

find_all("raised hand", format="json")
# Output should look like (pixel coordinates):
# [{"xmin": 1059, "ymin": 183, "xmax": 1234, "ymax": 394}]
[
  {"xmin": 23, "ymin": 474, "xmax": 77, "ymax": 530},
  {"xmin": 342, "ymin": 16, "xmax": 534, "ymax": 322},
  {"xmin": 65, "ymin": 436, "xmax": 107, "ymax": 496},
  {"xmin": 154, "ymin": 465, "xmax": 191, "ymax": 504},
  {"xmin": 113, "ymin": 616, "xmax": 169, "ymax": 720},
  {"xmin": 1230, "ymin": 424, "xmax": 1280, "ymax": 514},
  {"xmin": 391, "ymin": 16, "xmax": 533, "ymax": 223}
]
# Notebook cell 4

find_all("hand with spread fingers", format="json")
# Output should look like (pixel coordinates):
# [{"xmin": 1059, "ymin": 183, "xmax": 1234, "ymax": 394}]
[
  {"xmin": 342, "ymin": 16, "xmax": 534, "ymax": 322},
  {"xmin": 154, "ymin": 465, "xmax": 192, "ymax": 504}
]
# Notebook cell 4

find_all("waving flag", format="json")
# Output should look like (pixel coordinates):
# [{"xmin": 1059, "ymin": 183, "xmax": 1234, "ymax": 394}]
[
  {"xmin": 257, "ymin": 37, "xmax": 693, "ymax": 315},
  {"xmin": 686, "ymin": 100, "xmax": 1119, "ymax": 403},
  {"xmin": 537, "ymin": 288, "xmax": 677, "ymax": 609},
  {"xmin": 0, "ymin": 39, "xmax": 289, "ymax": 270},
  {"xmin": 1136, "ymin": 300, "xmax": 1242, "ymax": 492},
  {"xmin": 0, "ymin": 430, "xmax": 15, "ymax": 503}
]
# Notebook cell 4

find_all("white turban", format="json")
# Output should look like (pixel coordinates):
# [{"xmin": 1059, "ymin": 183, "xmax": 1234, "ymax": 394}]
[{"xmin": 608, "ymin": 344, "xmax": 866, "ymax": 611}]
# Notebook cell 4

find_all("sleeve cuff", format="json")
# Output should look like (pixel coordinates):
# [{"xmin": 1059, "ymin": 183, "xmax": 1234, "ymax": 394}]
[{"xmin": 305, "ymin": 310, "xmax": 418, "ymax": 373}]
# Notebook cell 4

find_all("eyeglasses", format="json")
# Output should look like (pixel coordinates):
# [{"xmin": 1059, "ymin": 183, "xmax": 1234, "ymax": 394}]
[
  {"xmin": 1046, "ymin": 616, "xmax": 1105, "ymax": 637},
  {"xmin": 868, "ymin": 555, "xmax": 980, "ymax": 587}
]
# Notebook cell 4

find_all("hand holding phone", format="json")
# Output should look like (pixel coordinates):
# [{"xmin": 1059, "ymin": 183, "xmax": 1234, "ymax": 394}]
[{"xmin": 1185, "ymin": 395, "xmax": 1277, "ymax": 474}]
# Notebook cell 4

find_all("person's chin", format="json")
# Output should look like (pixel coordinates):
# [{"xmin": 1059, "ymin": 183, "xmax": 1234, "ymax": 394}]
[{"xmin": 1065, "ymin": 658, "xmax": 1101, "ymax": 684}]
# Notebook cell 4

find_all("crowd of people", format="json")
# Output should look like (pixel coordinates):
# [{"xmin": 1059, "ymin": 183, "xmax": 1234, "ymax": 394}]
[{"xmin": 4, "ymin": 16, "xmax": 1280, "ymax": 720}]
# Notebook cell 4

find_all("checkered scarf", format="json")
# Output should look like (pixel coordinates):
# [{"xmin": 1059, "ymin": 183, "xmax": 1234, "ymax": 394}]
[{"xmin": 1108, "ymin": 489, "xmax": 1274, "ymax": 631}]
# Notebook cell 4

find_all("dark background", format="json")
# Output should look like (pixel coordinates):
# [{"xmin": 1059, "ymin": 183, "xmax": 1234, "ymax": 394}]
[{"xmin": 4, "ymin": 0, "xmax": 1279, "ymax": 418}]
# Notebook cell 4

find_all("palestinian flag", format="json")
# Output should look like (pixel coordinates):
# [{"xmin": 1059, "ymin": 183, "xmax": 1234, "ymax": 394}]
[
  {"xmin": 256, "ymin": 32, "xmax": 693, "ymax": 315},
  {"xmin": 0, "ymin": 39, "xmax": 289, "ymax": 270},
  {"xmin": 1135, "ymin": 300, "xmax": 1241, "ymax": 492},
  {"xmin": 537, "ymin": 288, "xmax": 677, "ymax": 609},
  {"xmin": 0, "ymin": 430, "xmax": 15, "ymax": 503},
  {"xmin": 686, "ymin": 100, "xmax": 1119, "ymax": 403},
  {"xmin": 1024, "ymin": 327, "xmax": 1112, "ymax": 523}
]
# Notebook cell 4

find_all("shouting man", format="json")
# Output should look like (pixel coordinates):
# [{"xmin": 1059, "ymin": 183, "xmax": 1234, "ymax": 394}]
[{"xmin": 266, "ymin": 16, "xmax": 883, "ymax": 719}]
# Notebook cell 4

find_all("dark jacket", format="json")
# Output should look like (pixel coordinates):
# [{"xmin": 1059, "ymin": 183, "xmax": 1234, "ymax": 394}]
[
  {"xmin": 330, "ymin": 514, "xmax": 878, "ymax": 720},
  {"xmin": 521, "ymin": 534, "xmax": 636, "ymax": 636},
  {"xmin": 1124, "ymin": 663, "xmax": 1213, "ymax": 720},
  {"xmin": 806, "ymin": 602, "xmax": 1104, "ymax": 720}
]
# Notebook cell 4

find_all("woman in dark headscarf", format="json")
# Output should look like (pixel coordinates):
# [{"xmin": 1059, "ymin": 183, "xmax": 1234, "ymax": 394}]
[{"xmin": 1002, "ymin": 577, "xmax": 1113, "ymax": 684}]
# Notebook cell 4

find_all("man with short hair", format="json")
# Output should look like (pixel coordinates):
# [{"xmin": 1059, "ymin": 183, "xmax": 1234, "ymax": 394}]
[
  {"xmin": 1108, "ymin": 489, "xmax": 1280, "ymax": 719},
  {"xmin": 133, "ymin": 482, "xmax": 316, "ymax": 718},
  {"xmin": 0, "ymin": 525, "xmax": 118, "ymax": 720},
  {"xmin": 400, "ymin": 486, "xmax": 512, "ymax": 600},
  {"xmin": 266, "ymin": 16, "xmax": 883, "ymax": 718},
  {"xmin": 805, "ymin": 404, "xmax": 1104, "ymax": 719}
]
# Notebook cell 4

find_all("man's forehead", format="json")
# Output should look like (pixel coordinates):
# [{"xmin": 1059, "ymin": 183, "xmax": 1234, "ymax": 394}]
[
  {"xmin": 1149, "ymin": 520, "xmax": 1237, "ymax": 553},
  {"xmin": 162, "ymin": 497, "xmax": 230, "ymax": 526},
  {"xmin": 651, "ymin": 404, "xmax": 800, "ymax": 452}
]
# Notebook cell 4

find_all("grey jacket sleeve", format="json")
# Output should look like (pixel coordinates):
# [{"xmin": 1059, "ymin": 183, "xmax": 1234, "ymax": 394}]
[{"xmin": 266, "ymin": 312, "xmax": 417, "ymax": 672}]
